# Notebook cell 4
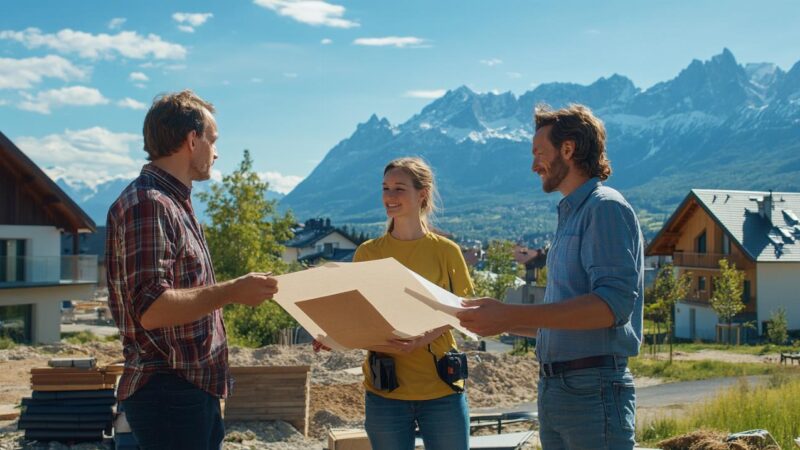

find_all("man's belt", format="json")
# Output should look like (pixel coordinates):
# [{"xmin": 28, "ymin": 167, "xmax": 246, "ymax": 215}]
[{"xmin": 539, "ymin": 355, "xmax": 627, "ymax": 377}]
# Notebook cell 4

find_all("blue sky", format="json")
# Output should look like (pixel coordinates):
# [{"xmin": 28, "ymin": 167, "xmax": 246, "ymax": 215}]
[{"xmin": 2, "ymin": 0, "xmax": 799, "ymax": 193}]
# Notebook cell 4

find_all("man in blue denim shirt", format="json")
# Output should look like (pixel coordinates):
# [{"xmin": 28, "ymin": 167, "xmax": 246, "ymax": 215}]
[{"xmin": 459, "ymin": 104, "xmax": 644, "ymax": 449}]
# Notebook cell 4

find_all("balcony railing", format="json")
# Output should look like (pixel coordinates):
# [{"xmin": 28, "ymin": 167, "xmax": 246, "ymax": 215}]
[
  {"xmin": 672, "ymin": 252, "xmax": 749, "ymax": 269},
  {"xmin": 0, "ymin": 255, "xmax": 98, "ymax": 286}
]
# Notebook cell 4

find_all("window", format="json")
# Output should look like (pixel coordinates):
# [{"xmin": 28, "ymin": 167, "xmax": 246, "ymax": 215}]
[
  {"xmin": 0, "ymin": 304, "xmax": 33, "ymax": 344},
  {"xmin": 695, "ymin": 231, "xmax": 707, "ymax": 254},
  {"xmin": 742, "ymin": 280, "xmax": 751, "ymax": 304},
  {"xmin": 0, "ymin": 239, "xmax": 26, "ymax": 283},
  {"xmin": 722, "ymin": 234, "xmax": 731, "ymax": 255},
  {"xmin": 698, "ymin": 276, "xmax": 707, "ymax": 291}
]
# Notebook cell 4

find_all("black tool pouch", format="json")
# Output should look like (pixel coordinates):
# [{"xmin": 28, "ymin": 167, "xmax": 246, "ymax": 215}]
[
  {"xmin": 429, "ymin": 346, "xmax": 469, "ymax": 393},
  {"xmin": 368, "ymin": 351, "xmax": 399, "ymax": 392}
]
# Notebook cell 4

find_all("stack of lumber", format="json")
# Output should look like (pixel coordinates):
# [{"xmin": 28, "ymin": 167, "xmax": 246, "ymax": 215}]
[
  {"xmin": 17, "ymin": 358, "xmax": 122, "ymax": 442},
  {"xmin": 224, "ymin": 366, "xmax": 311, "ymax": 436}
]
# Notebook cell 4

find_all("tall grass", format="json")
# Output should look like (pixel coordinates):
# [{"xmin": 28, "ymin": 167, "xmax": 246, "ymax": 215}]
[{"xmin": 638, "ymin": 374, "xmax": 800, "ymax": 448}]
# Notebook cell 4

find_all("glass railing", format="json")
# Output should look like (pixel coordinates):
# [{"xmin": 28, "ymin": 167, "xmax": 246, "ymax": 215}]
[{"xmin": 0, "ymin": 255, "xmax": 98, "ymax": 286}]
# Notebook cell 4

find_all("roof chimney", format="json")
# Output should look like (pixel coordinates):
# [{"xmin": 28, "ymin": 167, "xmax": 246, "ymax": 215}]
[{"xmin": 764, "ymin": 190, "xmax": 775, "ymax": 225}]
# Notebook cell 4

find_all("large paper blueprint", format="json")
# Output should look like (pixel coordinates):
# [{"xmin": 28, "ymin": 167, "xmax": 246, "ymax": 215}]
[{"xmin": 272, "ymin": 257, "xmax": 477, "ymax": 351}]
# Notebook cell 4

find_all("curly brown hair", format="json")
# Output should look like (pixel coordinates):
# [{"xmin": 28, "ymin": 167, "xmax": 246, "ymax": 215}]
[
  {"xmin": 534, "ymin": 103, "xmax": 611, "ymax": 181},
  {"xmin": 143, "ymin": 90, "xmax": 215, "ymax": 161}
]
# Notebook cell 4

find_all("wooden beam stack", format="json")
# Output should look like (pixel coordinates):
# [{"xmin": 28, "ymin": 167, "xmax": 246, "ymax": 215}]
[
  {"xmin": 17, "ymin": 359, "xmax": 122, "ymax": 442},
  {"xmin": 224, "ymin": 366, "xmax": 311, "ymax": 436}
]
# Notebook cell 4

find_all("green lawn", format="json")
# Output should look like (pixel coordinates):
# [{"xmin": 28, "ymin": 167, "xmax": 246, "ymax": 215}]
[
  {"xmin": 628, "ymin": 357, "xmax": 795, "ymax": 382},
  {"xmin": 669, "ymin": 342, "xmax": 799, "ymax": 356}
]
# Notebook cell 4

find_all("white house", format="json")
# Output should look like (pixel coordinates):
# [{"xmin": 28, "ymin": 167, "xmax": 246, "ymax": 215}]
[
  {"xmin": 0, "ymin": 131, "xmax": 97, "ymax": 344},
  {"xmin": 647, "ymin": 189, "xmax": 800, "ymax": 341},
  {"xmin": 282, "ymin": 218, "xmax": 358, "ymax": 265}
]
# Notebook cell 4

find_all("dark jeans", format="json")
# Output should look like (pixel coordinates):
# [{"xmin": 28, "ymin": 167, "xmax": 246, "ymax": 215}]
[{"xmin": 122, "ymin": 372, "xmax": 225, "ymax": 450}]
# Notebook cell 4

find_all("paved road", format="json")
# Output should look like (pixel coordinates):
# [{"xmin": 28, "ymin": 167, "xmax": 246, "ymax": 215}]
[{"xmin": 473, "ymin": 375, "xmax": 769, "ymax": 414}]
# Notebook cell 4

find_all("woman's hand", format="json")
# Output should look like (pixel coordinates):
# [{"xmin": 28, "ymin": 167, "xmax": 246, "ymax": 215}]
[{"xmin": 374, "ymin": 325, "xmax": 452, "ymax": 354}]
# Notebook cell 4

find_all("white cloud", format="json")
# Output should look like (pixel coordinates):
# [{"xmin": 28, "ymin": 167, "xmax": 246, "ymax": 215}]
[
  {"xmin": 353, "ymin": 36, "xmax": 426, "ymax": 48},
  {"xmin": 16, "ymin": 127, "xmax": 143, "ymax": 188},
  {"xmin": 253, "ymin": 0, "xmax": 358, "ymax": 28},
  {"xmin": 0, "ymin": 27, "xmax": 187, "ymax": 60},
  {"xmin": 405, "ymin": 89, "xmax": 446, "ymax": 99},
  {"xmin": 172, "ymin": 12, "xmax": 213, "ymax": 33},
  {"xmin": 258, "ymin": 171, "xmax": 303, "ymax": 194},
  {"xmin": 117, "ymin": 97, "xmax": 146, "ymax": 110},
  {"xmin": 129, "ymin": 71, "xmax": 149, "ymax": 82},
  {"xmin": 480, "ymin": 58, "xmax": 503, "ymax": 67},
  {"xmin": 321, "ymin": 38, "xmax": 332, "ymax": 45},
  {"xmin": 19, "ymin": 86, "xmax": 109, "ymax": 114},
  {"xmin": 108, "ymin": 18, "xmax": 126, "ymax": 30},
  {"xmin": 251, "ymin": 77, "xmax": 263, "ymax": 83},
  {"xmin": 0, "ymin": 55, "xmax": 87, "ymax": 89},
  {"xmin": 0, "ymin": 99, "xmax": 8, "ymax": 106},
  {"xmin": 507, "ymin": 72, "xmax": 522, "ymax": 79}
]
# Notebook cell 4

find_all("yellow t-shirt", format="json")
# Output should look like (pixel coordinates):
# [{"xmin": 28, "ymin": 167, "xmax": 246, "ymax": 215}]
[{"xmin": 356, "ymin": 231, "xmax": 474, "ymax": 401}]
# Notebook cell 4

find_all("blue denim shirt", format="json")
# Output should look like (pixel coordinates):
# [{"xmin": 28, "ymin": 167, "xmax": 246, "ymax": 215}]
[{"xmin": 536, "ymin": 178, "xmax": 644, "ymax": 364}]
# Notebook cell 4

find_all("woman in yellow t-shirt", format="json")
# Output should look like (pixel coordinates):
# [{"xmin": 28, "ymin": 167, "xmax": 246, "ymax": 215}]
[{"xmin": 356, "ymin": 157, "xmax": 473, "ymax": 449}]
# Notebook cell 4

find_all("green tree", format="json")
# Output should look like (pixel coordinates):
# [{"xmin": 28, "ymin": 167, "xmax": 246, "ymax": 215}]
[
  {"xmin": 535, "ymin": 266, "xmax": 547, "ymax": 287},
  {"xmin": 710, "ymin": 259, "xmax": 746, "ymax": 345},
  {"xmin": 198, "ymin": 150, "xmax": 298, "ymax": 347},
  {"xmin": 766, "ymin": 307, "xmax": 789, "ymax": 346},
  {"xmin": 472, "ymin": 240, "xmax": 520, "ymax": 301},
  {"xmin": 644, "ymin": 264, "xmax": 691, "ymax": 361}
]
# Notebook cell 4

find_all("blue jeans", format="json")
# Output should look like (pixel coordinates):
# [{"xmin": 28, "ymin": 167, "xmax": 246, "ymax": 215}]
[
  {"xmin": 538, "ymin": 367, "xmax": 636, "ymax": 450},
  {"xmin": 122, "ymin": 372, "xmax": 225, "ymax": 450},
  {"xmin": 365, "ymin": 391, "xmax": 469, "ymax": 450}
]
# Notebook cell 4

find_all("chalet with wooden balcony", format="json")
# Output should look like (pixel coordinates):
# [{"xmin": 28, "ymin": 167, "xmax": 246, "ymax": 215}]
[
  {"xmin": 1, "ymin": 131, "xmax": 97, "ymax": 344},
  {"xmin": 647, "ymin": 189, "xmax": 800, "ymax": 340}
]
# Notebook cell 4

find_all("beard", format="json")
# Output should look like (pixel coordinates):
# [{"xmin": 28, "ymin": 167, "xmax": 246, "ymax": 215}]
[
  {"xmin": 190, "ymin": 159, "xmax": 213, "ymax": 181},
  {"xmin": 541, "ymin": 153, "xmax": 569, "ymax": 193}
]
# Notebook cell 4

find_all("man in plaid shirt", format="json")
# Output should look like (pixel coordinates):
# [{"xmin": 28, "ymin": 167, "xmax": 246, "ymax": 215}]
[{"xmin": 107, "ymin": 90, "xmax": 279, "ymax": 449}]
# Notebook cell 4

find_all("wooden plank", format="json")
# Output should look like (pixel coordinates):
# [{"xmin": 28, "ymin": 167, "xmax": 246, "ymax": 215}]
[
  {"xmin": 224, "ymin": 366, "xmax": 310, "ymax": 436},
  {"xmin": 32, "ymin": 384, "xmax": 115, "ymax": 392},
  {"xmin": 232, "ymin": 372, "xmax": 309, "ymax": 379},
  {"xmin": 229, "ymin": 366, "xmax": 310, "ymax": 375}
]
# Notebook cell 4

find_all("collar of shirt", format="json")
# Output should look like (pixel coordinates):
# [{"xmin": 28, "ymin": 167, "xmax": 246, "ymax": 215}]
[
  {"xmin": 558, "ymin": 177, "xmax": 601, "ymax": 219},
  {"xmin": 142, "ymin": 163, "xmax": 192, "ymax": 201}
]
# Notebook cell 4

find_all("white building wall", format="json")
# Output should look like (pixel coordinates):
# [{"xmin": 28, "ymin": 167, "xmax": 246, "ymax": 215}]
[
  {"xmin": 281, "ymin": 247, "xmax": 299, "ymax": 264},
  {"xmin": 757, "ymin": 262, "xmax": 800, "ymax": 332},
  {"xmin": 0, "ymin": 225, "xmax": 61, "ymax": 282},
  {"xmin": 0, "ymin": 284, "xmax": 95, "ymax": 343},
  {"xmin": 674, "ymin": 301, "xmax": 718, "ymax": 341}
]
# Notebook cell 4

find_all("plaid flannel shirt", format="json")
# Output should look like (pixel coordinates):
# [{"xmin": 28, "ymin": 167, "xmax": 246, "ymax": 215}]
[{"xmin": 106, "ymin": 164, "xmax": 230, "ymax": 400}]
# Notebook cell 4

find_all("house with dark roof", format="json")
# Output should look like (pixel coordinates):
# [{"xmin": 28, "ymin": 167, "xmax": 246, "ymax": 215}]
[
  {"xmin": 647, "ymin": 189, "xmax": 800, "ymax": 341},
  {"xmin": 282, "ymin": 218, "xmax": 358, "ymax": 265},
  {"xmin": 0, "ymin": 131, "xmax": 98, "ymax": 344}
]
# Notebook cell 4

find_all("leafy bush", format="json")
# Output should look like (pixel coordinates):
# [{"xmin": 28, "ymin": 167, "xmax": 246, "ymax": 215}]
[
  {"xmin": 766, "ymin": 307, "xmax": 789, "ymax": 345},
  {"xmin": 223, "ymin": 302, "xmax": 297, "ymax": 348},
  {"xmin": 0, "ymin": 336, "xmax": 16, "ymax": 350}
]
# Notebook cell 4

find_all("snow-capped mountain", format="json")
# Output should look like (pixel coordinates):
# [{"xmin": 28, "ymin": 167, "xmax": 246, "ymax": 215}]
[
  {"xmin": 54, "ymin": 175, "xmax": 285, "ymax": 225},
  {"xmin": 280, "ymin": 49, "xmax": 800, "ymax": 240}
]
